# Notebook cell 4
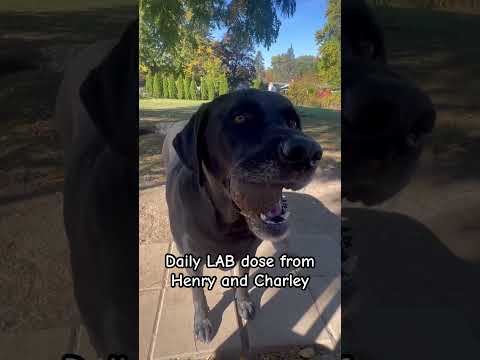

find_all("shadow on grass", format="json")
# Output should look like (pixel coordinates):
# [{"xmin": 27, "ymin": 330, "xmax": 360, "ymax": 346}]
[
  {"xmin": 140, "ymin": 106, "xmax": 201, "ymax": 124},
  {"xmin": 1, "ymin": 7, "xmax": 135, "ymax": 205}
]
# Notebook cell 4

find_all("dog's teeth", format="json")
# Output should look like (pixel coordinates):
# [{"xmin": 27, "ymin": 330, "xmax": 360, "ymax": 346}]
[
  {"xmin": 283, "ymin": 211, "xmax": 290, "ymax": 219},
  {"xmin": 260, "ymin": 213, "xmax": 267, "ymax": 221}
]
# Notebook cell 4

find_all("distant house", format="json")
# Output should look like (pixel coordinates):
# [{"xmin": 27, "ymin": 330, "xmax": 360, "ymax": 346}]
[
  {"xmin": 268, "ymin": 81, "xmax": 290, "ymax": 94},
  {"xmin": 268, "ymin": 82, "xmax": 278, "ymax": 92}
]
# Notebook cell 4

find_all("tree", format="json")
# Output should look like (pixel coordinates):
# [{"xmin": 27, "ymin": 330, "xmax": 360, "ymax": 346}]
[
  {"xmin": 140, "ymin": 0, "xmax": 297, "ymax": 74},
  {"xmin": 153, "ymin": 73, "xmax": 161, "ymax": 98},
  {"xmin": 264, "ymin": 69, "xmax": 274, "ymax": 83},
  {"xmin": 200, "ymin": 77, "xmax": 208, "ymax": 100},
  {"xmin": 316, "ymin": 0, "xmax": 340, "ymax": 88},
  {"xmin": 295, "ymin": 56, "xmax": 317, "ymax": 77},
  {"xmin": 190, "ymin": 79, "xmax": 198, "ymax": 100},
  {"xmin": 271, "ymin": 45, "xmax": 296, "ymax": 82},
  {"xmin": 168, "ymin": 75, "xmax": 176, "ymax": 99},
  {"xmin": 176, "ymin": 74, "xmax": 184, "ymax": 99},
  {"xmin": 206, "ymin": 76, "xmax": 215, "ymax": 100},
  {"xmin": 213, "ymin": 34, "xmax": 256, "ymax": 89},
  {"xmin": 183, "ymin": 76, "xmax": 191, "ymax": 100},
  {"xmin": 254, "ymin": 51, "xmax": 265, "ymax": 80},
  {"xmin": 163, "ymin": 75, "xmax": 169, "ymax": 98},
  {"xmin": 252, "ymin": 78, "xmax": 265, "ymax": 89},
  {"xmin": 218, "ymin": 73, "xmax": 229, "ymax": 95},
  {"xmin": 145, "ymin": 73, "xmax": 153, "ymax": 97}
]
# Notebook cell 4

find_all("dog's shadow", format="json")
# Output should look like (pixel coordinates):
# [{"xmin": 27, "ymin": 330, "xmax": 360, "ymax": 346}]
[
  {"xmin": 341, "ymin": 207, "xmax": 480, "ymax": 359},
  {"xmin": 204, "ymin": 192, "xmax": 341, "ymax": 358}
]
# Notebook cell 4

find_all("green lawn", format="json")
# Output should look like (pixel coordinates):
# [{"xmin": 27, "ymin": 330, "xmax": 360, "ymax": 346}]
[{"xmin": 139, "ymin": 98, "xmax": 340, "ymax": 189}]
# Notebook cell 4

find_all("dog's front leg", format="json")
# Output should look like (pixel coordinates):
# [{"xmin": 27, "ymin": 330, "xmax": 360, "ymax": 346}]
[
  {"xmin": 187, "ymin": 264, "xmax": 213, "ymax": 343},
  {"xmin": 234, "ymin": 262, "xmax": 255, "ymax": 320}
]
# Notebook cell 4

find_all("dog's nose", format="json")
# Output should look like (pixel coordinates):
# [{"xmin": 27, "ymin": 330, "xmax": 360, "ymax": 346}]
[{"xmin": 278, "ymin": 136, "xmax": 322, "ymax": 168}]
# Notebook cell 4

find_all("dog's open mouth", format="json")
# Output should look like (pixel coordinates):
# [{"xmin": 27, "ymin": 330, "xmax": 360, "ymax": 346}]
[{"xmin": 259, "ymin": 194, "xmax": 290, "ymax": 225}]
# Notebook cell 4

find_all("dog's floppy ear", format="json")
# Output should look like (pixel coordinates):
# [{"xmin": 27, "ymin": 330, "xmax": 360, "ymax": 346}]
[
  {"xmin": 79, "ymin": 19, "xmax": 138, "ymax": 158},
  {"xmin": 173, "ymin": 103, "xmax": 210, "ymax": 186}
]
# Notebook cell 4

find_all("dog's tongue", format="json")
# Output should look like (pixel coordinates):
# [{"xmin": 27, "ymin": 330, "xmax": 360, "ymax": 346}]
[{"xmin": 265, "ymin": 201, "xmax": 282, "ymax": 218}]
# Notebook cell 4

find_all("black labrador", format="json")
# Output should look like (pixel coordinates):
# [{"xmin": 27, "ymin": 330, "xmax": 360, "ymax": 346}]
[
  {"xmin": 163, "ymin": 89, "xmax": 322, "ymax": 343},
  {"xmin": 342, "ymin": 0, "xmax": 436, "ymax": 206},
  {"xmin": 52, "ymin": 20, "xmax": 138, "ymax": 359}
]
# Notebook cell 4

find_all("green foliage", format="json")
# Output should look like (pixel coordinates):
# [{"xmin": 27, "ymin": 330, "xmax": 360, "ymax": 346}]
[
  {"xmin": 271, "ymin": 45, "xmax": 296, "ymax": 82},
  {"xmin": 168, "ymin": 75, "xmax": 176, "ymax": 99},
  {"xmin": 317, "ymin": 38, "xmax": 340, "ymax": 89},
  {"xmin": 254, "ymin": 51, "xmax": 265, "ymax": 79},
  {"xmin": 183, "ymin": 76, "xmax": 191, "ymax": 100},
  {"xmin": 315, "ymin": 0, "xmax": 340, "ymax": 45},
  {"xmin": 190, "ymin": 79, "xmax": 198, "ymax": 100},
  {"xmin": 295, "ymin": 56, "xmax": 317, "ymax": 77},
  {"xmin": 145, "ymin": 74, "xmax": 153, "ymax": 97},
  {"xmin": 218, "ymin": 74, "xmax": 229, "ymax": 95},
  {"xmin": 200, "ymin": 77, "xmax": 208, "ymax": 100},
  {"xmin": 176, "ymin": 74, "xmax": 184, "ymax": 99},
  {"xmin": 163, "ymin": 75, "xmax": 170, "ymax": 98},
  {"xmin": 252, "ymin": 78, "xmax": 265, "ymax": 89},
  {"xmin": 206, "ymin": 76, "xmax": 215, "ymax": 100},
  {"xmin": 140, "ymin": 0, "xmax": 297, "ymax": 74},
  {"xmin": 152, "ymin": 73, "xmax": 161, "ymax": 98},
  {"xmin": 315, "ymin": 0, "xmax": 340, "ymax": 89},
  {"xmin": 287, "ymin": 73, "xmax": 340, "ymax": 109}
]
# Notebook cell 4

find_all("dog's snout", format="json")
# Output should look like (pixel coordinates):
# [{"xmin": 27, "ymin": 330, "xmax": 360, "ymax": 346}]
[{"xmin": 279, "ymin": 137, "xmax": 322, "ymax": 168}]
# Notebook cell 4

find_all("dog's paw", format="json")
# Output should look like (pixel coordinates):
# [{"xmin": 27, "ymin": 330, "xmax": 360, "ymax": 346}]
[
  {"xmin": 236, "ymin": 297, "xmax": 255, "ymax": 320},
  {"xmin": 194, "ymin": 316, "xmax": 213, "ymax": 343}
]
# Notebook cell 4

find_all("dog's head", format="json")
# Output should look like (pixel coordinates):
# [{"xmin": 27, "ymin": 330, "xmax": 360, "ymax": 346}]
[
  {"xmin": 342, "ymin": 0, "xmax": 436, "ymax": 205},
  {"xmin": 173, "ymin": 89, "xmax": 322, "ymax": 242}
]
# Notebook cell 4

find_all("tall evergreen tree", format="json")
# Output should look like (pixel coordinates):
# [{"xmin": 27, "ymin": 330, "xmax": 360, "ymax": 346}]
[
  {"xmin": 153, "ymin": 73, "xmax": 161, "ymax": 98},
  {"xmin": 163, "ymin": 75, "xmax": 169, "ymax": 98},
  {"xmin": 190, "ymin": 79, "xmax": 197, "ymax": 100},
  {"xmin": 168, "ymin": 75, "xmax": 176, "ymax": 99},
  {"xmin": 218, "ymin": 74, "xmax": 229, "ymax": 95},
  {"xmin": 206, "ymin": 76, "xmax": 215, "ymax": 100},
  {"xmin": 183, "ymin": 76, "xmax": 191, "ymax": 100},
  {"xmin": 200, "ymin": 77, "xmax": 208, "ymax": 100},
  {"xmin": 176, "ymin": 74, "xmax": 184, "ymax": 99},
  {"xmin": 145, "ymin": 74, "xmax": 153, "ymax": 97}
]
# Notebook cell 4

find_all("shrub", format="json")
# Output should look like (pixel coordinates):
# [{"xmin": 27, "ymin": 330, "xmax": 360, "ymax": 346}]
[
  {"xmin": 176, "ymin": 74, "xmax": 184, "ymax": 99},
  {"xmin": 190, "ymin": 80, "xmax": 198, "ymax": 100},
  {"xmin": 206, "ymin": 76, "xmax": 215, "ymax": 100},
  {"xmin": 152, "ymin": 73, "xmax": 161, "ymax": 98},
  {"xmin": 287, "ymin": 73, "xmax": 340, "ymax": 109},
  {"xmin": 252, "ymin": 78, "xmax": 262, "ymax": 89},
  {"xmin": 200, "ymin": 77, "xmax": 208, "ymax": 100},
  {"xmin": 183, "ymin": 76, "xmax": 191, "ymax": 100},
  {"xmin": 163, "ymin": 75, "xmax": 169, "ymax": 98},
  {"xmin": 218, "ymin": 74, "xmax": 229, "ymax": 95},
  {"xmin": 145, "ymin": 74, "xmax": 153, "ymax": 97},
  {"xmin": 168, "ymin": 75, "xmax": 176, "ymax": 99}
]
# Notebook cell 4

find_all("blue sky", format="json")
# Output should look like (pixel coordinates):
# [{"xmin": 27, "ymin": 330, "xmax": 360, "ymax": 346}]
[{"xmin": 212, "ymin": 0, "xmax": 328, "ymax": 68}]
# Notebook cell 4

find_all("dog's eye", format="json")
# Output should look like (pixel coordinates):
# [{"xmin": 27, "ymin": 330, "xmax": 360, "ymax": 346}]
[
  {"xmin": 357, "ymin": 40, "xmax": 375, "ymax": 58},
  {"xmin": 287, "ymin": 118, "xmax": 298, "ymax": 128},
  {"xmin": 233, "ymin": 114, "xmax": 247, "ymax": 124}
]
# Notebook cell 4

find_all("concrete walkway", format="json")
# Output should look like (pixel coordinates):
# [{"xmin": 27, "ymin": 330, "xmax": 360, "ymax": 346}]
[{"xmin": 139, "ymin": 172, "xmax": 341, "ymax": 360}]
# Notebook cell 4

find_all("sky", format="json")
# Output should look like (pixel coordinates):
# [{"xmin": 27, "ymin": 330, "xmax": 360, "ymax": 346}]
[{"xmin": 212, "ymin": 0, "xmax": 328, "ymax": 68}]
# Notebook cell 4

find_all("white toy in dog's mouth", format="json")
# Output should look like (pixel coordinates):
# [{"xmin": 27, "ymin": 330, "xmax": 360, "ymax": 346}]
[{"xmin": 259, "ymin": 194, "xmax": 290, "ymax": 224}]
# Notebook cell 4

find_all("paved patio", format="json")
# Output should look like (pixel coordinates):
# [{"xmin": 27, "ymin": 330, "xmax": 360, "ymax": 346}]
[{"xmin": 139, "ymin": 173, "xmax": 341, "ymax": 360}]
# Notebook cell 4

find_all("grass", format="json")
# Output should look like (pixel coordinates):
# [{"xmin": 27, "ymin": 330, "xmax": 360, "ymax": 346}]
[
  {"xmin": 138, "ymin": 97, "xmax": 340, "ymax": 189},
  {"xmin": 0, "ymin": 0, "xmax": 135, "ymax": 12}
]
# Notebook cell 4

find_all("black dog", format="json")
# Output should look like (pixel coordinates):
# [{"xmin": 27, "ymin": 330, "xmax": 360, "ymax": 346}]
[
  {"xmin": 163, "ymin": 89, "xmax": 322, "ymax": 343},
  {"xmin": 52, "ymin": 20, "xmax": 138, "ymax": 359},
  {"xmin": 342, "ymin": 0, "xmax": 436, "ymax": 206}
]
